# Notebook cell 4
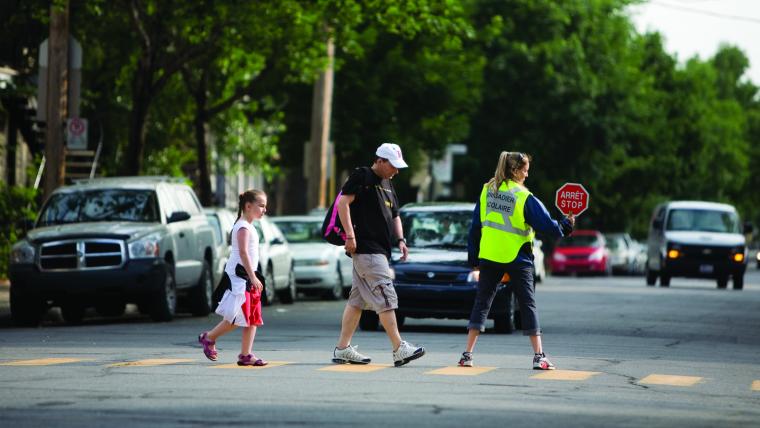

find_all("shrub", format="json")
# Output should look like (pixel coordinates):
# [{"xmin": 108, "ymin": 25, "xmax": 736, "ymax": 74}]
[{"xmin": 0, "ymin": 184, "xmax": 38, "ymax": 279}]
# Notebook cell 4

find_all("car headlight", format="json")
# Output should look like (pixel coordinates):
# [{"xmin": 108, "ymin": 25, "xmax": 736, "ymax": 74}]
[
  {"xmin": 128, "ymin": 235, "xmax": 160, "ymax": 259},
  {"xmin": 10, "ymin": 241, "xmax": 35, "ymax": 264},
  {"xmin": 466, "ymin": 270, "xmax": 480, "ymax": 283},
  {"xmin": 588, "ymin": 249, "xmax": 604, "ymax": 261},
  {"xmin": 553, "ymin": 252, "xmax": 566, "ymax": 262},
  {"xmin": 756, "ymin": 252, "xmax": 760, "ymax": 262}
]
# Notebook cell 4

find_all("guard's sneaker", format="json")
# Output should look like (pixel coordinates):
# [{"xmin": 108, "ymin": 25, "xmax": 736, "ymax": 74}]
[
  {"xmin": 458, "ymin": 352, "xmax": 473, "ymax": 367},
  {"xmin": 393, "ymin": 341, "xmax": 425, "ymax": 367},
  {"xmin": 533, "ymin": 352, "xmax": 556, "ymax": 370},
  {"xmin": 332, "ymin": 344, "xmax": 371, "ymax": 364}
]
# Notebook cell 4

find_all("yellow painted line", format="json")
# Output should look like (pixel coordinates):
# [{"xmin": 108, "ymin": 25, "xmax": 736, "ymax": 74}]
[
  {"xmin": 531, "ymin": 370, "xmax": 600, "ymax": 381},
  {"xmin": 640, "ymin": 374, "xmax": 702, "ymax": 387},
  {"xmin": 0, "ymin": 358, "xmax": 93, "ymax": 366},
  {"xmin": 211, "ymin": 361, "xmax": 291, "ymax": 370},
  {"xmin": 318, "ymin": 363, "xmax": 391, "ymax": 373},
  {"xmin": 426, "ymin": 366, "xmax": 497, "ymax": 376},
  {"xmin": 751, "ymin": 380, "xmax": 760, "ymax": 391},
  {"xmin": 107, "ymin": 358, "xmax": 195, "ymax": 368}
]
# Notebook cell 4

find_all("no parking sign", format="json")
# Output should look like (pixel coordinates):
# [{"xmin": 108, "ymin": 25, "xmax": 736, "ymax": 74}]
[{"xmin": 66, "ymin": 117, "xmax": 88, "ymax": 149}]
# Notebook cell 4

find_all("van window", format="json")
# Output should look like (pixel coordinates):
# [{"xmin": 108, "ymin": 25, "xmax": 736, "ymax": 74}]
[{"xmin": 666, "ymin": 209, "xmax": 740, "ymax": 233}]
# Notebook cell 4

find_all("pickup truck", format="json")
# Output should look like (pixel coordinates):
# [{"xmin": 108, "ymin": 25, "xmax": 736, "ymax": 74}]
[{"xmin": 9, "ymin": 176, "xmax": 216, "ymax": 325}]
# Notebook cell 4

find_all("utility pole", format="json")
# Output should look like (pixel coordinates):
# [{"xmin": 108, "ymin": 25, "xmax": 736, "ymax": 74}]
[
  {"xmin": 306, "ymin": 37, "xmax": 335, "ymax": 210},
  {"xmin": 43, "ymin": 1, "xmax": 69, "ymax": 199}
]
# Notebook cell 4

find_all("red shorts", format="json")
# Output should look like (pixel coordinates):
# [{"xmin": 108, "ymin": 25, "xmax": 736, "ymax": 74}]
[{"xmin": 241, "ymin": 289, "xmax": 263, "ymax": 326}]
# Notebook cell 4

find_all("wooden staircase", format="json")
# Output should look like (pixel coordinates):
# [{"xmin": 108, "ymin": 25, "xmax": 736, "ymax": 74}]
[{"xmin": 65, "ymin": 145, "xmax": 101, "ymax": 182}]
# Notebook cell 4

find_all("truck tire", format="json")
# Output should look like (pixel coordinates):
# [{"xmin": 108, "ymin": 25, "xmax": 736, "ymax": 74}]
[
  {"xmin": 150, "ymin": 265, "xmax": 177, "ymax": 322},
  {"xmin": 732, "ymin": 274, "xmax": 743, "ymax": 290},
  {"xmin": 10, "ymin": 288, "xmax": 45, "ymax": 327},
  {"xmin": 189, "ymin": 261, "xmax": 214, "ymax": 316}
]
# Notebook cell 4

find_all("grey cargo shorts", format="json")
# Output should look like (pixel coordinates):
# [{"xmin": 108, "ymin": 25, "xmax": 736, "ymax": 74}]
[{"xmin": 347, "ymin": 253, "xmax": 398, "ymax": 314}]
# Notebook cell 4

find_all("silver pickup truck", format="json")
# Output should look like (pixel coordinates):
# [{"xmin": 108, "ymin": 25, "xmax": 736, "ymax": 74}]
[{"xmin": 9, "ymin": 176, "xmax": 216, "ymax": 325}]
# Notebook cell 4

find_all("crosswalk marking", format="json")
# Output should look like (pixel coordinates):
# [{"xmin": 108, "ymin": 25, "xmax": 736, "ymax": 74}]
[
  {"xmin": 752, "ymin": 380, "xmax": 760, "ymax": 391},
  {"xmin": 211, "ymin": 361, "xmax": 291, "ymax": 370},
  {"xmin": 108, "ymin": 358, "xmax": 195, "ymax": 368},
  {"xmin": 640, "ymin": 374, "xmax": 702, "ymax": 387},
  {"xmin": 426, "ymin": 366, "xmax": 497, "ymax": 376},
  {"xmin": 531, "ymin": 370, "xmax": 600, "ymax": 381},
  {"xmin": 0, "ymin": 358, "xmax": 93, "ymax": 366},
  {"xmin": 318, "ymin": 364, "xmax": 391, "ymax": 373}
]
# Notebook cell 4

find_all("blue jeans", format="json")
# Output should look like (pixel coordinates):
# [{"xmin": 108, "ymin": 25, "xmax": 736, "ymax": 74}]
[{"xmin": 467, "ymin": 259, "xmax": 542, "ymax": 336}]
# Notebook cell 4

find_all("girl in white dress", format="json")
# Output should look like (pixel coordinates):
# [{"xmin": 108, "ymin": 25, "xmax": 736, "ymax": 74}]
[{"xmin": 198, "ymin": 189, "xmax": 268, "ymax": 366}]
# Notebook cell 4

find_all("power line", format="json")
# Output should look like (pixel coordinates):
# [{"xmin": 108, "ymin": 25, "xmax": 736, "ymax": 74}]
[{"xmin": 650, "ymin": 0, "xmax": 760, "ymax": 24}]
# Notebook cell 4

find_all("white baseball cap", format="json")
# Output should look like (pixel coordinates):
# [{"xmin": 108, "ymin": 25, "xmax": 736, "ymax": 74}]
[{"xmin": 376, "ymin": 143, "xmax": 408, "ymax": 169}]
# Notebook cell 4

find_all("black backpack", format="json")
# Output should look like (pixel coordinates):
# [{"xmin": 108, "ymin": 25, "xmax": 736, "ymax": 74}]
[{"xmin": 321, "ymin": 167, "xmax": 373, "ymax": 246}]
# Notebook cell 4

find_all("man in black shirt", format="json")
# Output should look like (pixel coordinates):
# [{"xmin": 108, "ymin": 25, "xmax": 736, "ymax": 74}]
[{"xmin": 331, "ymin": 143, "xmax": 426, "ymax": 367}]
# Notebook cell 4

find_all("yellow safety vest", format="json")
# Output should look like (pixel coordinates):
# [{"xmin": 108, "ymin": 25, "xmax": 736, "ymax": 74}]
[{"xmin": 479, "ymin": 180, "xmax": 535, "ymax": 263}]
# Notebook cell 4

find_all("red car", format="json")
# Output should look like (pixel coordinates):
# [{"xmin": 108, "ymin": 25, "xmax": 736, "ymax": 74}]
[{"xmin": 550, "ymin": 230, "xmax": 612, "ymax": 276}]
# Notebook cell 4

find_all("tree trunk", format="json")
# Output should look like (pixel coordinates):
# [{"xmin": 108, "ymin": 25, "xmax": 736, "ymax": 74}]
[
  {"xmin": 191, "ymin": 71, "xmax": 212, "ymax": 206},
  {"xmin": 124, "ymin": 62, "xmax": 151, "ymax": 176}
]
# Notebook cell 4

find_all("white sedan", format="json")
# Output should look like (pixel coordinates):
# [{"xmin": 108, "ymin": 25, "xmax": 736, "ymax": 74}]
[{"xmin": 271, "ymin": 216, "xmax": 353, "ymax": 300}]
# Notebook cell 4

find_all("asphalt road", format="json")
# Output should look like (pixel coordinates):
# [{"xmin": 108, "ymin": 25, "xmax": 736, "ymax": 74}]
[{"xmin": 1, "ymin": 269, "xmax": 759, "ymax": 428}]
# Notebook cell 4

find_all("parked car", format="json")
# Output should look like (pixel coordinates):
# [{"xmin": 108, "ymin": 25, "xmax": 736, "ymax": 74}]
[
  {"xmin": 359, "ymin": 202, "xmax": 521, "ymax": 334},
  {"xmin": 204, "ymin": 208, "xmax": 236, "ymax": 288},
  {"xmin": 9, "ymin": 176, "xmax": 216, "ymax": 325},
  {"xmin": 253, "ymin": 217, "xmax": 296, "ymax": 304},
  {"xmin": 550, "ymin": 230, "xmax": 611, "ymax": 276},
  {"xmin": 605, "ymin": 233, "xmax": 638, "ymax": 275},
  {"xmin": 270, "ymin": 215, "xmax": 353, "ymax": 300},
  {"xmin": 646, "ymin": 201, "xmax": 749, "ymax": 289}
]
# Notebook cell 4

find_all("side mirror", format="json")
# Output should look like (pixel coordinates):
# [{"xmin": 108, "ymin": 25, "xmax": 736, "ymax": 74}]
[
  {"xmin": 168, "ymin": 211, "xmax": 191, "ymax": 223},
  {"xmin": 23, "ymin": 218, "xmax": 36, "ymax": 231},
  {"xmin": 270, "ymin": 237, "xmax": 284, "ymax": 245},
  {"xmin": 743, "ymin": 221, "xmax": 754, "ymax": 234},
  {"xmin": 652, "ymin": 219, "xmax": 663, "ymax": 230}
]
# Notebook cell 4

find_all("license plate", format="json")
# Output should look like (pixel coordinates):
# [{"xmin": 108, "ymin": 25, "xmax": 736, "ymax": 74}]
[{"xmin": 699, "ymin": 264, "xmax": 714, "ymax": 274}]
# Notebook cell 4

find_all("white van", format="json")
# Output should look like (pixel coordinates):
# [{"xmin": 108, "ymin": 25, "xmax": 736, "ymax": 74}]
[{"xmin": 646, "ymin": 201, "xmax": 749, "ymax": 290}]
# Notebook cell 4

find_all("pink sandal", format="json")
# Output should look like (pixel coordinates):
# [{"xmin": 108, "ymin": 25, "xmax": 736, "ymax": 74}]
[
  {"xmin": 237, "ymin": 353, "xmax": 267, "ymax": 366},
  {"xmin": 198, "ymin": 332, "xmax": 218, "ymax": 361}
]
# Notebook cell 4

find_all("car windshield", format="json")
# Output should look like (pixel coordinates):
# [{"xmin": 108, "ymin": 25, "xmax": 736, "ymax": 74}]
[
  {"xmin": 37, "ymin": 189, "xmax": 160, "ymax": 226},
  {"xmin": 557, "ymin": 234, "xmax": 601, "ymax": 248},
  {"xmin": 666, "ymin": 209, "xmax": 740, "ymax": 233},
  {"xmin": 274, "ymin": 220, "xmax": 323, "ymax": 243},
  {"xmin": 605, "ymin": 236, "xmax": 622, "ymax": 250},
  {"xmin": 401, "ymin": 210, "xmax": 471, "ymax": 249}
]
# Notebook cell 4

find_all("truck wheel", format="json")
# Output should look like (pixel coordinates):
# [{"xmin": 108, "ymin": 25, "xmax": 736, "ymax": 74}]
[
  {"xmin": 190, "ymin": 261, "xmax": 214, "ymax": 316},
  {"xmin": 262, "ymin": 268, "xmax": 276, "ymax": 306},
  {"xmin": 717, "ymin": 276, "xmax": 728, "ymax": 289},
  {"xmin": 61, "ymin": 303, "xmax": 86, "ymax": 324},
  {"xmin": 10, "ymin": 288, "xmax": 45, "ymax": 327},
  {"xmin": 494, "ymin": 292, "xmax": 517, "ymax": 334},
  {"xmin": 732, "ymin": 274, "xmax": 743, "ymax": 290},
  {"xmin": 277, "ymin": 266, "xmax": 296, "ymax": 304},
  {"xmin": 150, "ymin": 265, "xmax": 177, "ymax": 322},
  {"xmin": 359, "ymin": 310, "xmax": 379, "ymax": 331}
]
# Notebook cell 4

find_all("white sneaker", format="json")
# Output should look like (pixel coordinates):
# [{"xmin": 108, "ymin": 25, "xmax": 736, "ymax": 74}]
[
  {"xmin": 392, "ymin": 341, "xmax": 425, "ymax": 367},
  {"xmin": 332, "ymin": 344, "xmax": 371, "ymax": 364}
]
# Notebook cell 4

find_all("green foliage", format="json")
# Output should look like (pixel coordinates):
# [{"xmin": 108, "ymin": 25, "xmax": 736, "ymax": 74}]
[{"xmin": 0, "ymin": 185, "xmax": 38, "ymax": 279}]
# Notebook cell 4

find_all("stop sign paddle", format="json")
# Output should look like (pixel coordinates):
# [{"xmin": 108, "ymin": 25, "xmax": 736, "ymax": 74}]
[{"xmin": 555, "ymin": 182, "xmax": 590, "ymax": 216}]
